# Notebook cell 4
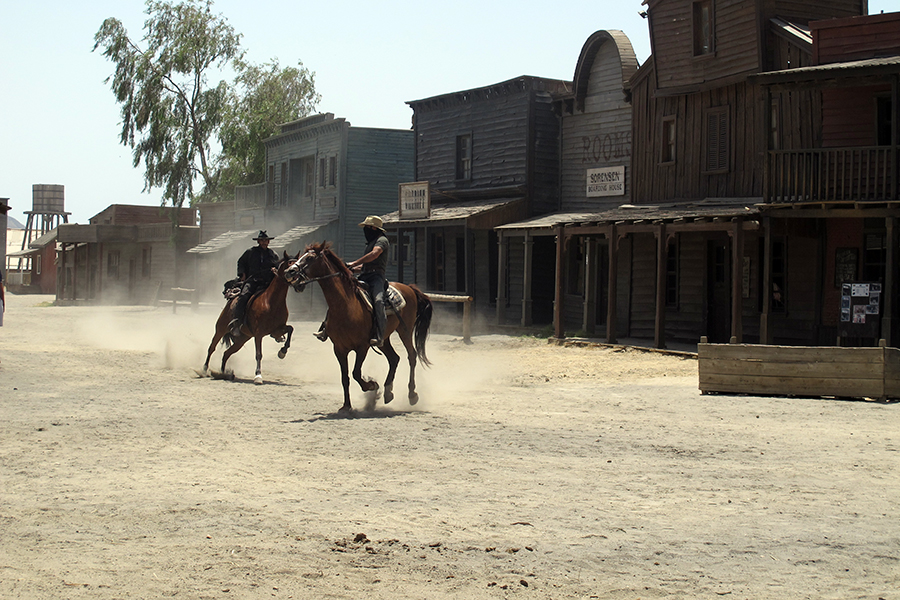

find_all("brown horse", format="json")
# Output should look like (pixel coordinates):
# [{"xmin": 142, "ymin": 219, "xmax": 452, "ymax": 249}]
[
  {"xmin": 202, "ymin": 251, "xmax": 301, "ymax": 384},
  {"xmin": 286, "ymin": 242, "xmax": 433, "ymax": 412}
]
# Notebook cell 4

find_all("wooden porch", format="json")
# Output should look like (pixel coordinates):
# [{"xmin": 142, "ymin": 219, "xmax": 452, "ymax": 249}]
[{"xmin": 766, "ymin": 147, "xmax": 897, "ymax": 203}]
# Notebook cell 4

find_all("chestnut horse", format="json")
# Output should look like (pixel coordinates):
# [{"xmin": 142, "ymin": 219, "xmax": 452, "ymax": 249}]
[
  {"xmin": 202, "ymin": 251, "xmax": 301, "ymax": 384},
  {"xmin": 286, "ymin": 242, "xmax": 433, "ymax": 412}
]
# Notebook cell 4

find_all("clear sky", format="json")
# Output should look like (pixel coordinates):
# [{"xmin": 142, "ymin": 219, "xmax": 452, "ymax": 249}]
[{"xmin": 0, "ymin": 0, "xmax": 895, "ymax": 225}]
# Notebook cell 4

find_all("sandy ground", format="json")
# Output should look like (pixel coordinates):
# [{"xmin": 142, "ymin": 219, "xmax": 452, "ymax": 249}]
[{"xmin": 0, "ymin": 292, "xmax": 897, "ymax": 600}]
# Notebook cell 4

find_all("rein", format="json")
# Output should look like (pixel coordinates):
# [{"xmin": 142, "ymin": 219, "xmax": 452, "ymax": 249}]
[{"xmin": 295, "ymin": 270, "xmax": 342, "ymax": 287}]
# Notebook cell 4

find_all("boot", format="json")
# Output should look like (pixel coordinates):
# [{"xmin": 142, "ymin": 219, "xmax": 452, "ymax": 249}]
[{"xmin": 313, "ymin": 320, "xmax": 328, "ymax": 342}]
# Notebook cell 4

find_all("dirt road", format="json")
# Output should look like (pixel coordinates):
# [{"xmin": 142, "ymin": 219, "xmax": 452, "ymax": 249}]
[{"xmin": 0, "ymin": 293, "xmax": 897, "ymax": 599}]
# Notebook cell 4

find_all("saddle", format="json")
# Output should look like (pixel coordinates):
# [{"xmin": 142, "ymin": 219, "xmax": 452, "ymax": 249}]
[{"xmin": 356, "ymin": 282, "xmax": 406, "ymax": 315}]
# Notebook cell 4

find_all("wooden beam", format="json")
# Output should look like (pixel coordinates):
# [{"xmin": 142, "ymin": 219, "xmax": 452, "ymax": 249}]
[
  {"xmin": 553, "ymin": 225, "xmax": 566, "ymax": 340},
  {"xmin": 582, "ymin": 236, "xmax": 596, "ymax": 335},
  {"xmin": 522, "ymin": 232, "xmax": 533, "ymax": 326},
  {"xmin": 655, "ymin": 223, "xmax": 667, "ymax": 349},
  {"xmin": 884, "ymin": 217, "xmax": 896, "ymax": 346},
  {"xmin": 496, "ymin": 232, "xmax": 508, "ymax": 325},
  {"xmin": 760, "ymin": 216, "xmax": 773, "ymax": 345},
  {"xmin": 606, "ymin": 224, "xmax": 618, "ymax": 344}
]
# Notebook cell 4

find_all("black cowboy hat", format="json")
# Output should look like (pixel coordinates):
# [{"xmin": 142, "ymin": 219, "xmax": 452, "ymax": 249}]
[{"xmin": 253, "ymin": 230, "xmax": 274, "ymax": 241}]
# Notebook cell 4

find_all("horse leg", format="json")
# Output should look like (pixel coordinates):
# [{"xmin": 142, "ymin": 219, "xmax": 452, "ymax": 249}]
[
  {"xmin": 381, "ymin": 338, "xmax": 401, "ymax": 404},
  {"xmin": 277, "ymin": 325, "xmax": 293, "ymax": 359},
  {"xmin": 351, "ymin": 347, "xmax": 379, "ymax": 394},
  {"xmin": 221, "ymin": 336, "xmax": 250, "ymax": 375},
  {"xmin": 253, "ymin": 335, "xmax": 264, "ymax": 385},
  {"xmin": 399, "ymin": 328, "xmax": 419, "ymax": 405},
  {"xmin": 334, "ymin": 348, "xmax": 353, "ymax": 412},
  {"xmin": 203, "ymin": 332, "xmax": 221, "ymax": 375}
]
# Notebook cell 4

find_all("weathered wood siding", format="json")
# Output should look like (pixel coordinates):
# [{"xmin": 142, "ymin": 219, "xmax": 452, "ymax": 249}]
[
  {"xmin": 812, "ymin": 9, "xmax": 899, "ymax": 64},
  {"xmin": 632, "ymin": 70, "xmax": 766, "ymax": 202},
  {"xmin": 560, "ymin": 36, "xmax": 634, "ymax": 212},
  {"xmin": 628, "ymin": 233, "xmax": 658, "ymax": 339},
  {"xmin": 773, "ymin": 0, "xmax": 864, "ymax": 26},
  {"xmin": 344, "ymin": 127, "xmax": 415, "ymax": 256},
  {"xmin": 822, "ymin": 85, "xmax": 891, "ymax": 148},
  {"xmin": 647, "ymin": 0, "xmax": 759, "ymax": 92},
  {"xmin": 411, "ymin": 77, "xmax": 566, "ymax": 217}
]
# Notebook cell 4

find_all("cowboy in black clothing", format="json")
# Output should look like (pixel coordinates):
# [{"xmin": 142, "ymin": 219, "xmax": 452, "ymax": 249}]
[
  {"xmin": 314, "ymin": 215, "xmax": 390, "ymax": 346},
  {"xmin": 230, "ymin": 230, "xmax": 280, "ymax": 337}
]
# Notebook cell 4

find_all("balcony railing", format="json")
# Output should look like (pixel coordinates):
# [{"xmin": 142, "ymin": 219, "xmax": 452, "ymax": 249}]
[
  {"xmin": 235, "ymin": 182, "xmax": 274, "ymax": 210},
  {"xmin": 766, "ymin": 147, "xmax": 896, "ymax": 203}
]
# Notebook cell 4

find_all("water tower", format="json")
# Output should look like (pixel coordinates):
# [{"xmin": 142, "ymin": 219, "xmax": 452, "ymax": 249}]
[{"xmin": 21, "ymin": 184, "xmax": 70, "ymax": 249}]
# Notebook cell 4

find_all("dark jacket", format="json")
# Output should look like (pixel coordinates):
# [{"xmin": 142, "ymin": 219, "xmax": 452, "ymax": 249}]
[{"xmin": 237, "ymin": 246, "xmax": 280, "ymax": 284}]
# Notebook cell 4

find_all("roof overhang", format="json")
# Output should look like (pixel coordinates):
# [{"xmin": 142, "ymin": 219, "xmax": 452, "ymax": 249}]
[{"xmin": 382, "ymin": 198, "xmax": 527, "ymax": 230}]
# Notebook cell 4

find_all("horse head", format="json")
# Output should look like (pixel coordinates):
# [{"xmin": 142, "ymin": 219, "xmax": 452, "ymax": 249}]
[{"xmin": 285, "ymin": 241, "xmax": 347, "ymax": 290}]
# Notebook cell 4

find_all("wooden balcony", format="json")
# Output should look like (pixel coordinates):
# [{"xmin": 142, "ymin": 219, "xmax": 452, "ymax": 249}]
[{"xmin": 766, "ymin": 147, "xmax": 897, "ymax": 203}]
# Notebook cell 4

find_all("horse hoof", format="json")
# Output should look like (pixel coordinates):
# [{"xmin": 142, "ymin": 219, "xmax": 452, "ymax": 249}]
[
  {"xmin": 278, "ymin": 350, "xmax": 287, "ymax": 359},
  {"xmin": 409, "ymin": 392, "xmax": 419, "ymax": 406},
  {"xmin": 384, "ymin": 391, "xmax": 394, "ymax": 404},
  {"xmin": 254, "ymin": 375, "xmax": 263, "ymax": 385}
]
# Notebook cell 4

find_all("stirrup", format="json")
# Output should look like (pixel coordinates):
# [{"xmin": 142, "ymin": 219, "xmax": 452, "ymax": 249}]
[
  {"xmin": 229, "ymin": 319, "xmax": 242, "ymax": 337},
  {"xmin": 313, "ymin": 329, "xmax": 328, "ymax": 342},
  {"xmin": 369, "ymin": 338, "xmax": 383, "ymax": 347}
]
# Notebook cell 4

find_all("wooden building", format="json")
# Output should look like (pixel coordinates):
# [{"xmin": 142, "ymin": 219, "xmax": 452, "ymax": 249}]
[
  {"xmin": 565, "ymin": 0, "xmax": 873, "ymax": 349},
  {"xmin": 188, "ymin": 113, "xmax": 413, "ymax": 312},
  {"xmin": 57, "ymin": 205, "xmax": 198, "ymax": 305},
  {"xmin": 381, "ymin": 76, "xmax": 571, "ymax": 322},
  {"xmin": 496, "ymin": 31, "xmax": 639, "ymax": 333}
]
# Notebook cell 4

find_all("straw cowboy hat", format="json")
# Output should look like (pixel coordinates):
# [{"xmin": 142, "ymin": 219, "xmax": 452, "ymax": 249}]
[
  {"xmin": 253, "ymin": 230, "xmax": 274, "ymax": 241},
  {"xmin": 358, "ymin": 215, "xmax": 386, "ymax": 232}
]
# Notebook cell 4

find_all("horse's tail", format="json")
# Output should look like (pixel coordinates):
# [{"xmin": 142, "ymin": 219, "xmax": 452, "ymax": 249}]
[{"xmin": 411, "ymin": 285, "xmax": 433, "ymax": 367}]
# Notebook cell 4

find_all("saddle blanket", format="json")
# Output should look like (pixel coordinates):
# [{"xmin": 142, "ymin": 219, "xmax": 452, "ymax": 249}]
[{"xmin": 357, "ymin": 284, "xmax": 406, "ymax": 314}]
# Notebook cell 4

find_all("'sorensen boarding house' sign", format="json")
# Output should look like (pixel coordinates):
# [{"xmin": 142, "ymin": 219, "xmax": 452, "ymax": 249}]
[{"xmin": 586, "ymin": 166, "xmax": 625, "ymax": 197}]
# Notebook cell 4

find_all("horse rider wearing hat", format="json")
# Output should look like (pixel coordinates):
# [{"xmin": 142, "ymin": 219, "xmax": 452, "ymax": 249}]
[
  {"xmin": 314, "ymin": 215, "xmax": 391, "ymax": 346},
  {"xmin": 230, "ymin": 230, "xmax": 280, "ymax": 337}
]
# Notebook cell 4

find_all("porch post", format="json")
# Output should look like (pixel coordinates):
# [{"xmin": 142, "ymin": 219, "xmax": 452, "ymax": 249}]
[
  {"xmin": 397, "ymin": 227, "xmax": 404, "ymax": 283},
  {"xmin": 496, "ymin": 232, "xmax": 508, "ymax": 325},
  {"xmin": 654, "ymin": 222, "xmax": 667, "ymax": 349},
  {"xmin": 884, "ymin": 217, "xmax": 897, "ymax": 346},
  {"xmin": 760, "ymin": 216, "xmax": 773, "ymax": 345},
  {"xmin": 606, "ymin": 224, "xmax": 618, "ymax": 344},
  {"xmin": 554, "ymin": 225, "xmax": 566, "ymax": 339},
  {"xmin": 731, "ymin": 217, "xmax": 744, "ymax": 343},
  {"xmin": 892, "ymin": 75, "xmax": 899, "ymax": 200},
  {"xmin": 59, "ymin": 242, "xmax": 67, "ymax": 300},
  {"xmin": 521, "ymin": 232, "xmax": 533, "ymax": 326},
  {"xmin": 582, "ymin": 236, "xmax": 597, "ymax": 335}
]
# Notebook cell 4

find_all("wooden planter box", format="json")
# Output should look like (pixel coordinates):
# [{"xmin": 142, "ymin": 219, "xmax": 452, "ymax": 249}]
[{"xmin": 698, "ymin": 343, "xmax": 900, "ymax": 400}]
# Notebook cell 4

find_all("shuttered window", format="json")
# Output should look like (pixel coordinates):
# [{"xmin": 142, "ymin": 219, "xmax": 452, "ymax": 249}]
[{"xmin": 704, "ymin": 107, "xmax": 729, "ymax": 173}]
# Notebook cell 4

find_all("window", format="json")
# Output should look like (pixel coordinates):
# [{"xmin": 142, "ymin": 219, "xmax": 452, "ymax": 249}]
[
  {"xmin": 328, "ymin": 156, "xmax": 337, "ymax": 186},
  {"xmin": 302, "ymin": 157, "xmax": 315, "ymax": 198},
  {"xmin": 280, "ymin": 163, "xmax": 288, "ymax": 206},
  {"xmin": 661, "ymin": 116, "xmax": 676, "ymax": 164},
  {"xmin": 429, "ymin": 231, "xmax": 445, "ymax": 291},
  {"xmin": 877, "ymin": 96, "xmax": 893, "ymax": 146},
  {"xmin": 319, "ymin": 157, "xmax": 327, "ymax": 187},
  {"xmin": 693, "ymin": 0, "xmax": 714, "ymax": 56},
  {"xmin": 704, "ymin": 107, "xmax": 730, "ymax": 173},
  {"xmin": 142, "ymin": 247, "xmax": 151, "ymax": 278},
  {"xmin": 107, "ymin": 251, "xmax": 120, "ymax": 279},
  {"xmin": 456, "ymin": 134, "xmax": 472, "ymax": 180},
  {"xmin": 666, "ymin": 237, "xmax": 679, "ymax": 307}
]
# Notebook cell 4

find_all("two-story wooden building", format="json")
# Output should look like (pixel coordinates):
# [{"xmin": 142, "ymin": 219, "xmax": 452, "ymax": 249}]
[
  {"xmin": 381, "ymin": 76, "xmax": 571, "ymax": 323},
  {"xmin": 188, "ymin": 113, "xmax": 414, "ymax": 313},
  {"xmin": 496, "ymin": 30, "xmax": 639, "ymax": 335},
  {"xmin": 578, "ymin": 0, "xmax": 871, "ymax": 348}
]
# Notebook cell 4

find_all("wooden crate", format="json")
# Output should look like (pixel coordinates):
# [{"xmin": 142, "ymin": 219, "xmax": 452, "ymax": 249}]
[{"xmin": 698, "ymin": 343, "xmax": 900, "ymax": 400}]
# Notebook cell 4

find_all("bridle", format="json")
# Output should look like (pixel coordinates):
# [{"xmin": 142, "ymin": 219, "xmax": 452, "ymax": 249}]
[{"xmin": 286, "ymin": 250, "xmax": 343, "ymax": 291}]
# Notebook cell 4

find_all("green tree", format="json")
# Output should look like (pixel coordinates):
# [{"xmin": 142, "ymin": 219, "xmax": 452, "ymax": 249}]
[
  {"xmin": 94, "ymin": 0, "xmax": 243, "ymax": 208},
  {"xmin": 211, "ymin": 59, "xmax": 321, "ymax": 202}
]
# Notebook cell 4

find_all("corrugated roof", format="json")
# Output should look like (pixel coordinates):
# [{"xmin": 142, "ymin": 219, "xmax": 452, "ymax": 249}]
[
  {"xmin": 497, "ymin": 199, "xmax": 761, "ymax": 230},
  {"xmin": 755, "ymin": 55, "xmax": 900, "ymax": 84},
  {"xmin": 269, "ymin": 221, "xmax": 335, "ymax": 251},
  {"xmin": 186, "ymin": 229, "xmax": 258, "ymax": 254},
  {"xmin": 382, "ymin": 198, "xmax": 523, "ymax": 226}
]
